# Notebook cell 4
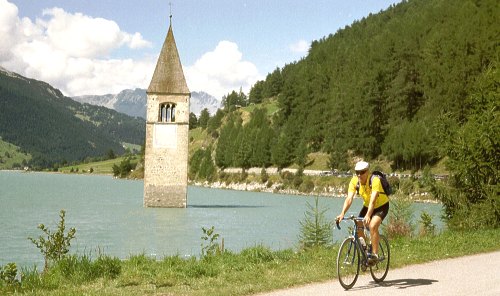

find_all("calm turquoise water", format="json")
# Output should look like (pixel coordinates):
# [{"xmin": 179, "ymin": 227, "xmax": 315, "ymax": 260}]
[{"xmin": 0, "ymin": 171, "xmax": 443, "ymax": 268}]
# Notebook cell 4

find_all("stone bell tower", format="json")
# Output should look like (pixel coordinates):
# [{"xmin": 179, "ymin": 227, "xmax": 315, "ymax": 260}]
[{"xmin": 144, "ymin": 17, "xmax": 190, "ymax": 208}]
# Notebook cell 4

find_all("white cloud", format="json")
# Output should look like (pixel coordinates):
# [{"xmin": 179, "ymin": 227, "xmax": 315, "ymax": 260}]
[
  {"xmin": 65, "ymin": 58, "xmax": 153, "ymax": 96},
  {"xmin": 184, "ymin": 41, "xmax": 261, "ymax": 100},
  {"xmin": 0, "ymin": 0, "xmax": 153, "ymax": 96},
  {"xmin": 0, "ymin": 0, "xmax": 24, "ymax": 62},
  {"xmin": 0, "ymin": 0, "xmax": 261, "ymax": 99},
  {"xmin": 289, "ymin": 39, "xmax": 310, "ymax": 54}
]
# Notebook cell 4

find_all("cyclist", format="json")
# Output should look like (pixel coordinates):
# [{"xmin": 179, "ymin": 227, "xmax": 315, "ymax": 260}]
[{"xmin": 336, "ymin": 161, "xmax": 390, "ymax": 265}]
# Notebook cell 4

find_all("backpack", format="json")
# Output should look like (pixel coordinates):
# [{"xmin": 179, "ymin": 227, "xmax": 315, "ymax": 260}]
[{"xmin": 355, "ymin": 170, "xmax": 392, "ymax": 196}]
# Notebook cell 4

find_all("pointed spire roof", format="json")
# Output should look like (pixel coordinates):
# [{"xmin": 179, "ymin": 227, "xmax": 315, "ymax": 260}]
[{"xmin": 147, "ymin": 21, "xmax": 190, "ymax": 95}]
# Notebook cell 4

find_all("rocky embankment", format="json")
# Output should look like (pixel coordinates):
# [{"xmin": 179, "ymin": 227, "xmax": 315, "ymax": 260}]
[
  {"xmin": 191, "ymin": 168, "xmax": 440, "ymax": 203},
  {"xmin": 192, "ymin": 180, "xmax": 345, "ymax": 197}
]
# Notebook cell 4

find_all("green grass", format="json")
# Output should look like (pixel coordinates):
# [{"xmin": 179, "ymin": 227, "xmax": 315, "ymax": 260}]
[
  {"xmin": 305, "ymin": 152, "xmax": 330, "ymax": 171},
  {"xmin": 5, "ymin": 228, "xmax": 499, "ymax": 295},
  {"xmin": 58, "ymin": 156, "xmax": 140, "ymax": 175},
  {"xmin": 242, "ymin": 98, "xmax": 279, "ymax": 116},
  {"xmin": 0, "ymin": 138, "xmax": 31, "ymax": 169},
  {"xmin": 189, "ymin": 127, "xmax": 211, "ymax": 155}
]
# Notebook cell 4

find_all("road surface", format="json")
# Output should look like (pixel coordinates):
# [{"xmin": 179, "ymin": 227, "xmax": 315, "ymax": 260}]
[{"xmin": 254, "ymin": 251, "xmax": 500, "ymax": 296}]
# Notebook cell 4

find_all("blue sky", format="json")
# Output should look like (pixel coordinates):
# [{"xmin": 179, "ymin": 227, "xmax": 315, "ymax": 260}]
[{"xmin": 1, "ymin": 0, "xmax": 402, "ymax": 99}]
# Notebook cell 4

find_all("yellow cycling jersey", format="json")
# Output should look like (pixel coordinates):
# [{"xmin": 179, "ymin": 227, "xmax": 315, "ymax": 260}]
[{"xmin": 348, "ymin": 174, "xmax": 390, "ymax": 208}]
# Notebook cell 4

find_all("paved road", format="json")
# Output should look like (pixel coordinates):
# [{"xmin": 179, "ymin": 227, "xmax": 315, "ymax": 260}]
[{"xmin": 254, "ymin": 251, "xmax": 500, "ymax": 296}]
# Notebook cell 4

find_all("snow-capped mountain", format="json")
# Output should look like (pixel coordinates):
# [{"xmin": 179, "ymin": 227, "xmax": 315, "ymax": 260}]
[
  {"xmin": 72, "ymin": 89, "xmax": 220, "ymax": 119},
  {"xmin": 189, "ymin": 91, "xmax": 220, "ymax": 117}
]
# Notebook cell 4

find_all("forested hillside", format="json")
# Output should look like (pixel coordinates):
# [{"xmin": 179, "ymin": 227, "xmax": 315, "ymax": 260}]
[
  {"xmin": 186, "ymin": 0, "xmax": 499, "ymax": 229},
  {"xmin": 0, "ymin": 68, "xmax": 145, "ymax": 168},
  {"xmin": 200, "ymin": 0, "xmax": 498, "ymax": 173}
]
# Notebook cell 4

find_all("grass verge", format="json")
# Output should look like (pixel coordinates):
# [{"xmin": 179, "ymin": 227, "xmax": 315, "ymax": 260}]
[
  {"xmin": 4, "ymin": 228, "xmax": 499, "ymax": 295},
  {"xmin": 58, "ymin": 155, "xmax": 140, "ymax": 175}
]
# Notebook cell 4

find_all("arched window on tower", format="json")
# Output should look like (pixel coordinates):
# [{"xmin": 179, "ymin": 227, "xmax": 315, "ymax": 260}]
[
  {"xmin": 158, "ymin": 104, "xmax": 165, "ymax": 122},
  {"xmin": 158, "ymin": 103, "xmax": 176, "ymax": 122},
  {"xmin": 166, "ymin": 104, "xmax": 171, "ymax": 122}
]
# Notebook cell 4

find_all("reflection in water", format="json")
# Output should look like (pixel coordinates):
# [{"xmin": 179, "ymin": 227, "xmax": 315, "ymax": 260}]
[{"xmin": 188, "ymin": 205, "xmax": 265, "ymax": 208}]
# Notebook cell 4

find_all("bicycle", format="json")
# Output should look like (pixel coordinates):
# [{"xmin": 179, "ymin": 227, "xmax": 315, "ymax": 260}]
[{"xmin": 335, "ymin": 215, "xmax": 390, "ymax": 290}]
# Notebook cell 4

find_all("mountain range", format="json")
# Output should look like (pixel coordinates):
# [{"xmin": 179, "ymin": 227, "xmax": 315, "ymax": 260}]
[
  {"xmin": 72, "ymin": 89, "xmax": 220, "ymax": 119},
  {"xmin": 0, "ymin": 66, "xmax": 145, "ymax": 168}
]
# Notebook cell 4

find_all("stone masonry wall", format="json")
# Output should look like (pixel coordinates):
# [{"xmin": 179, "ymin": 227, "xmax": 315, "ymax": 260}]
[{"xmin": 144, "ymin": 93, "xmax": 189, "ymax": 208}]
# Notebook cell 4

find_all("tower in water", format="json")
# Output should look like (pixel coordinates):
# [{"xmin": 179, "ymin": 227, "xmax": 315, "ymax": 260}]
[{"xmin": 144, "ymin": 16, "xmax": 190, "ymax": 208}]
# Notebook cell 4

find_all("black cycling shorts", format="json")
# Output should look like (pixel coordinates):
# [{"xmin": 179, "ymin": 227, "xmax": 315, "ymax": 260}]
[{"xmin": 359, "ymin": 202, "xmax": 390, "ymax": 221}]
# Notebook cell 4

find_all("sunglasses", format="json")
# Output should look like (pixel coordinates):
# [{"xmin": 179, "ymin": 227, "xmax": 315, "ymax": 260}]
[{"xmin": 355, "ymin": 170, "xmax": 367, "ymax": 176}]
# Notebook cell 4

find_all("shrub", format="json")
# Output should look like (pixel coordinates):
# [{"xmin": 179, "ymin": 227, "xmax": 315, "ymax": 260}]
[
  {"xmin": 112, "ymin": 158, "xmax": 133, "ymax": 178},
  {"xmin": 299, "ymin": 179, "xmax": 315, "ymax": 193},
  {"xmin": 260, "ymin": 167, "xmax": 269, "ymax": 183},
  {"xmin": 418, "ymin": 211, "xmax": 436, "ymax": 237},
  {"xmin": 293, "ymin": 175, "xmax": 303, "ymax": 189},
  {"xmin": 238, "ymin": 171, "xmax": 248, "ymax": 182},
  {"xmin": 0, "ymin": 263, "xmax": 20, "ymax": 291},
  {"xmin": 299, "ymin": 197, "xmax": 333, "ymax": 249},
  {"xmin": 388, "ymin": 176, "xmax": 400, "ymax": 191},
  {"xmin": 384, "ymin": 196, "xmax": 414, "ymax": 239},
  {"xmin": 201, "ymin": 226, "xmax": 222, "ymax": 257},
  {"xmin": 280, "ymin": 171, "xmax": 294, "ymax": 183},
  {"xmin": 28, "ymin": 210, "xmax": 76, "ymax": 272},
  {"xmin": 398, "ymin": 178, "xmax": 415, "ymax": 195},
  {"xmin": 436, "ymin": 65, "xmax": 499, "ymax": 229}
]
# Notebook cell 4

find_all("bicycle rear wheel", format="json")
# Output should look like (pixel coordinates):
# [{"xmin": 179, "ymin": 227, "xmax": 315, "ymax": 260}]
[
  {"xmin": 337, "ymin": 237, "xmax": 360, "ymax": 290},
  {"xmin": 370, "ymin": 235, "xmax": 390, "ymax": 282}
]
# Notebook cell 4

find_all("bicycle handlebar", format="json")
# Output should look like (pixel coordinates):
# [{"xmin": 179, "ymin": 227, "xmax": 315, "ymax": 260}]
[
  {"xmin": 335, "ymin": 219, "xmax": 341, "ymax": 230},
  {"xmin": 335, "ymin": 215, "xmax": 363, "ymax": 230}
]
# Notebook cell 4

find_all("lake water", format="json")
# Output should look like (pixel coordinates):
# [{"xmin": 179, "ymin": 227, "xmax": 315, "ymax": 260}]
[{"xmin": 0, "ymin": 171, "xmax": 443, "ymax": 269}]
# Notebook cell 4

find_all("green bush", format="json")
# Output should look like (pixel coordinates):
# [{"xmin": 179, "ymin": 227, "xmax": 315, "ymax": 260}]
[
  {"xmin": 384, "ymin": 196, "xmax": 414, "ymax": 239},
  {"xmin": 299, "ymin": 179, "xmax": 315, "ymax": 193},
  {"xmin": 261, "ymin": 167, "xmax": 269, "ymax": 183},
  {"xmin": 112, "ymin": 157, "xmax": 133, "ymax": 178},
  {"xmin": 436, "ymin": 65, "xmax": 499, "ymax": 229},
  {"xmin": 201, "ymin": 226, "xmax": 222, "ymax": 257},
  {"xmin": 293, "ymin": 175, "xmax": 303, "ymax": 189},
  {"xmin": 298, "ymin": 197, "xmax": 333, "ymax": 249},
  {"xmin": 0, "ymin": 262, "xmax": 20, "ymax": 291},
  {"xmin": 28, "ymin": 210, "xmax": 76, "ymax": 271},
  {"xmin": 418, "ymin": 211, "xmax": 436, "ymax": 237},
  {"xmin": 398, "ymin": 178, "xmax": 415, "ymax": 195}
]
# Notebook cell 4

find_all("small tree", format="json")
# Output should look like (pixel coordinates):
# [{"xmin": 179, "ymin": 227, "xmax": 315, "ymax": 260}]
[
  {"xmin": 28, "ymin": 210, "xmax": 76, "ymax": 272},
  {"xmin": 384, "ymin": 196, "xmax": 414, "ymax": 239},
  {"xmin": 201, "ymin": 226, "xmax": 222, "ymax": 257},
  {"xmin": 198, "ymin": 108, "xmax": 210, "ymax": 130},
  {"xmin": 299, "ymin": 197, "xmax": 333, "ymax": 249},
  {"xmin": 418, "ymin": 211, "xmax": 436, "ymax": 237},
  {"xmin": 112, "ymin": 158, "xmax": 133, "ymax": 178}
]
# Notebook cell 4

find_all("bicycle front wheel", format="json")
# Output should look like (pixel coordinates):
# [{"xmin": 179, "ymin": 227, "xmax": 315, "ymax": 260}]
[
  {"xmin": 337, "ymin": 237, "xmax": 360, "ymax": 290},
  {"xmin": 370, "ymin": 234, "xmax": 390, "ymax": 282}
]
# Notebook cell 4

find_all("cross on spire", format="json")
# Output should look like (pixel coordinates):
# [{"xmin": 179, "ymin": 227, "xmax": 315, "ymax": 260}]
[{"xmin": 169, "ymin": 2, "xmax": 172, "ymax": 24}]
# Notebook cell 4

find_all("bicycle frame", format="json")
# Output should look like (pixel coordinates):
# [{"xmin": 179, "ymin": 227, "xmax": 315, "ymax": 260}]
[
  {"xmin": 336, "ymin": 215, "xmax": 390, "ymax": 289},
  {"xmin": 337, "ymin": 216, "xmax": 371, "ymax": 266}
]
